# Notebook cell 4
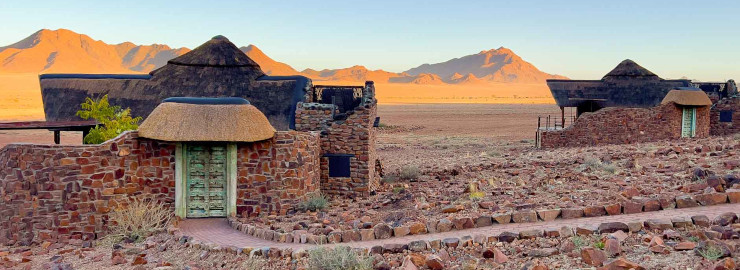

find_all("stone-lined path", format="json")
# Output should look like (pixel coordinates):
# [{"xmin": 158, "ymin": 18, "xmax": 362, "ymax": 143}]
[{"xmin": 180, "ymin": 203, "xmax": 740, "ymax": 250}]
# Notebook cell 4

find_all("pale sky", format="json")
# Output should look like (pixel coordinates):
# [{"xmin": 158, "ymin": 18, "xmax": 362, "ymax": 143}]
[{"xmin": 1, "ymin": 0, "xmax": 738, "ymax": 81}]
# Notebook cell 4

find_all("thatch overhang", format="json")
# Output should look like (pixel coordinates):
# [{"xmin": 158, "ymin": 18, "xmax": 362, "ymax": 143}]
[
  {"xmin": 40, "ymin": 36, "xmax": 311, "ymax": 131},
  {"xmin": 660, "ymin": 89, "xmax": 712, "ymax": 106},
  {"xmin": 546, "ymin": 59, "xmax": 691, "ymax": 108},
  {"xmin": 138, "ymin": 97, "xmax": 275, "ymax": 142}
]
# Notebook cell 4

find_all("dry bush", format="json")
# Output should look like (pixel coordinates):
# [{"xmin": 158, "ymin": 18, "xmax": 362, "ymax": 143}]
[
  {"xmin": 399, "ymin": 166, "xmax": 420, "ymax": 180},
  {"xmin": 102, "ymin": 197, "xmax": 172, "ymax": 245},
  {"xmin": 307, "ymin": 247, "xmax": 373, "ymax": 270},
  {"xmin": 298, "ymin": 193, "xmax": 329, "ymax": 212}
]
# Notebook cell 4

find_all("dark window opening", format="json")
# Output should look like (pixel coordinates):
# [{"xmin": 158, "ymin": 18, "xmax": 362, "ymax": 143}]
[
  {"xmin": 720, "ymin": 110, "xmax": 733, "ymax": 123},
  {"xmin": 327, "ymin": 154, "xmax": 353, "ymax": 177}
]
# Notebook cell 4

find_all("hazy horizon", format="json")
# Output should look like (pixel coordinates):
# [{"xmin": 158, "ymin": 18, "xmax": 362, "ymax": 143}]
[{"xmin": 1, "ymin": 0, "xmax": 739, "ymax": 81}]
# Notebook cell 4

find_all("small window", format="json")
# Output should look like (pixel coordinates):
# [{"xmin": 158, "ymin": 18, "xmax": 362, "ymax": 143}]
[
  {"xmin": 720, "ymin": 110, "xmax": 733, "ymax": 122},
  {"xmin": 327, "ymin": 154, "xmax": 353, "ymax": 177}
]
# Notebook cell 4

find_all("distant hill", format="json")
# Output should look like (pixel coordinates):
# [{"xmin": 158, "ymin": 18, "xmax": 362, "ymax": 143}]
[
  {"xmin": 239, "ymin": 45, "xmax": 299, "ymax": 76},
  {"xmin": 300, "ymin": 65, "xmax": 403, "ymax": 82},
  {"xmin": 404, "ymin": 47, "xmax": 567, "ymax": 83},
  {"xmin": 0, "ymin": 29, "xmax": 188, "ymax": 73},
  {"xmin": 0, "ymin": 29, "xmax": 567, "ymax": 84}
]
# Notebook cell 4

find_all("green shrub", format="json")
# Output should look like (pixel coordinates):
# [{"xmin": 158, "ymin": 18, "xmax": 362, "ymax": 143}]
[
  {"xmin": 76, "ymin": 95, "xmax": 141, "ymax": 144},
  {"xmin": 697, "ymin": 244, "xmax": 724, "ymax": 261},
  {"xmin": 593, "ymin": 241, "xmax": 605, "ymax": 250},
  {"xmin": 399, "ymin": 166, "xmax": 420, "ymax": 180},
  {"xmin": 307, "ymin": 247, "xmax": 373, "ymax": 270},
  {"xmin": 298, "ymin": 193, "xmax": 329, "ymax": 212}
]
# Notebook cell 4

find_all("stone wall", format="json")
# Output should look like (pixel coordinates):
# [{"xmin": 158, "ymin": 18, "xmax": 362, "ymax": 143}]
[
  {"xmin": 295, "ymin": 82, "xmax": 379, "ymax": 197},
  {"xmin": 539, "ymin": 103, "xmax": 710, "ymax": 149},
  {"xmin": 0, "ymin": 131, "xmax": 175, "ymax": 246},
  {"xmin": 0, "ymin": 130, "xmax": 322, "ymax": 246},
  {"xmin": 710, "ymin": 97, "xmax": 740, "ymax": 136},
  {"xmin": 235, "ymin": 131, "xmax": 321, "ymax": 217}
]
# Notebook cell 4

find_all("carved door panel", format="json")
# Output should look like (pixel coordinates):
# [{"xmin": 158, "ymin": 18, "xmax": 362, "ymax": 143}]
[
  {"xmin": 186, "ymin": 144, "xmax": 227, "ymax": 217},
  {"xmin": 681, "ymin": 107, "xmax": 696, "ymax": 138}
]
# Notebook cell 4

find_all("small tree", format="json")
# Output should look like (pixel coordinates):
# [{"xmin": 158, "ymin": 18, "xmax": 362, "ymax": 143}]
[{"xmin": 76, "ymin": 95, "xmax": 142, "ymax": 144}]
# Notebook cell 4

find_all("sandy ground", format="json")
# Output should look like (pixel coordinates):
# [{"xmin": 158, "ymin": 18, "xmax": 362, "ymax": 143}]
[{"xmin": 378, "ymin": 103, "xmax": 560, "ymax": 140}]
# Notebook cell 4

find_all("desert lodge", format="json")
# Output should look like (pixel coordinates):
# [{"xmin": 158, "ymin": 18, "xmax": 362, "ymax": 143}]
[
  {"xmin": 0, "ymin": 36, "xmax": 379, "ymax": 245},
  {"xmin": 537, "ymin": 59, "xmax": 739, "ymax": 148}
]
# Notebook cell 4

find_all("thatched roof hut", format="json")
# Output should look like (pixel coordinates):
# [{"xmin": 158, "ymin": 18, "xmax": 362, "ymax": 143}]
[
  {"xmin": 661, "ymin": 89, "xmax": 712, "ymax": 106},
  {"xmin": 40, "ymin": 35, "xmax": 311, "ymax": 130},
  {"xmin": 138, "ymin": 97, "xmax": 275, "ymax": 142}
]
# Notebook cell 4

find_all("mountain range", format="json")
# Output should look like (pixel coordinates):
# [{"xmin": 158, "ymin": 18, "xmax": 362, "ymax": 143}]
[{"xmin": 0, "ymin": 29, "xmax": 567, "ymax": 84}]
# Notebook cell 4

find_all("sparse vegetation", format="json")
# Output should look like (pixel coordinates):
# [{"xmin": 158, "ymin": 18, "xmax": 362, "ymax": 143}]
[
  {"xmin": 102, "ymin": 197, "xmax": 172, "ymax": 245},
  {"xmin": 307, "ymin": 247, "xmax": 373, "ymax": 270},
  {"xmin": 392, "ymin": 185, "xmax": 406, "ymax": 194},
  {"xmin": 572, "ymin": 236, "xmax": 587, "ymax": 251},
  {"xmin": 399, "ymin": 165, "xmax": 421, "ymax": 180},
  {"xmin": 697, "ymin": 244, "xmax": 724, "ymax": 261},
  {"xmin": 76, "ymin": 94, "xmax": 142, "ymax": 144},
  {"xmin": 688, "ymin": 236, "xmax": 700, "ymax": 242},
  {"xmin": 298, "ymin": 193, "xmax": 329, "ymax": 212},
  {"xmin": 593, "ymin": 240, "xmax": 605, "ymax": 250},
  {"xmin": 580, "ymin": 157, "xmax": 617, "ymax": 174}
]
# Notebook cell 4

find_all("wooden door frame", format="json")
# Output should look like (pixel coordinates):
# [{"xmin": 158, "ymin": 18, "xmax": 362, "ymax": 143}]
[
  {"xmin": 681, "ymin": 107, "xmax": 697, "ymax": 138},
  {"xmin": 174, "ymin": 142, "xmax": 237, "ymax": 218}
]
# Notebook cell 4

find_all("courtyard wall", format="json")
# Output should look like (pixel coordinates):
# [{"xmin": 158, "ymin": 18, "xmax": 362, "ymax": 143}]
[
  {"xmin": 0, "ymin": 130, "xmax": 320, "ymax": 246},
  {"xmin": 710, "ymin": 97, "xmax": 740, "ymax": 136},
  {"xmin": 539, "ymin": 103, "xmax": 710, "ymax": 149}
]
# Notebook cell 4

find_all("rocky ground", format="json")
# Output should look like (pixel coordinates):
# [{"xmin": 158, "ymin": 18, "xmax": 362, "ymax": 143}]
[
  {"xmin": 243, "ymin": 131, "xmax": 740, "ymax": 237},
  {"xmin": 3, "ymin": 217, "xmax": 739, "ymax": 269}
]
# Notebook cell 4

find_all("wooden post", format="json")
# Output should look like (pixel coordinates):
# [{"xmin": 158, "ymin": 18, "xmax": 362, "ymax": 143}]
[
  {"xmin": 54, "ymin": 130, "xmax": 60, "ymax": 144},
  {"xmin": 561, "ymin": 106, "xmax": 565, "ymax": 128}
]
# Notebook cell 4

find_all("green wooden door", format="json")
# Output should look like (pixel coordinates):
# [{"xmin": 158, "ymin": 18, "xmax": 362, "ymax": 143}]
[
  {"xmin": 681, "ymin": 107, "xmax": 696, "ymax": 138},
  {"xmin": 186, "ymin": 144, "xmax": 227, "ymax": 217}
]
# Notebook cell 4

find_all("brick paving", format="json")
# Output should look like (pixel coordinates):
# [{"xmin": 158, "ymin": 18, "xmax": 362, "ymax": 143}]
[{"xmin": 179, "ymin": 203, "xmax": 740, "ymax": 250}]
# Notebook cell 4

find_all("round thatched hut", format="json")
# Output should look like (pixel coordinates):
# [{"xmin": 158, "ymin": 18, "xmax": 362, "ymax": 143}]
[
  {"xmin": 660, "ymin": 89, "xmax": 712, "ymax": 138},
  {"xmin": 137, "ymin": 97, "xmax": 318, "ymax": 218}
]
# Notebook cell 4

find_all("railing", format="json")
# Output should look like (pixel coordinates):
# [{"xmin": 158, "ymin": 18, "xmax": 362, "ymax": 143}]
[{"xmin": 535, "ymin": 115, "xmax": 577, "ymax": 148}]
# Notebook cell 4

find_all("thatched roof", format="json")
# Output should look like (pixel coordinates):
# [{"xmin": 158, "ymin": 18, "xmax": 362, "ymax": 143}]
[
  {"xmin": 138, "ymin": 97, "xmax": 275, "ymax": 142},
  {"xmin": 602, "ymin": 59, "xmax": 660, "ymax": 80},
  {"xmin": 40, "ymin": 35, "xmax": 311, "ymax": 130},
  {"xmin": 661, "ymin": 89, "xmax": 712, "ymax": 106},
  {"xmin": 166, "ymin": 35, "xmax": 262, "ymax": 68}
]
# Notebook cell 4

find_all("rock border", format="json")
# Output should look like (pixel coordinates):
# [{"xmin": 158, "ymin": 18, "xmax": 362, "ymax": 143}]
[
  {"xmin": 223, "ymin": 189, "xmax": 740, "ymax": 244},
  {"xmin": 173, "ymin": 210, "xmax": 740, "ymax": 262}
]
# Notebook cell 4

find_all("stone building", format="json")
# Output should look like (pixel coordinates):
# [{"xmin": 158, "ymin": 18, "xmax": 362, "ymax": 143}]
[
  {"xmin": 537, "ymin": 58, "xmax": 735, "ymax": 148},
  {"xmin": 0, "ymin": 36, "xmax": 378, "ymax": 245},
  {"xmin": 538, "ymin": 90, "xmax": 712, "ymax": 148}
]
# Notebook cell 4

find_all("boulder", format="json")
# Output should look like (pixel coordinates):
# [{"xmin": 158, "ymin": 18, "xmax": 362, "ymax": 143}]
[
  {"xmin": 537, "ymin": 209, "xmax": 561, "ymax": 221},
  {"xmin": 601, "ymin": 258, "xmax": 646, "ymax": 270},
  {"xmin": 561, "ymin": 208, "xmax": 584, "ymax": 219},
  {"xmin": 675, "ymin": 195, "xmax": 699, "ymax": 208},
  {"xmin": 598, "ymin": 222, "xmax": 629, "ymax": 234},
  {"xmin": 424, "ymin": 254, "xmax": 444, "ymax": 270},
  {"xmin": 436, "ymin": 218, "xmax": 453, "ymax": 232},
  {"xmin": 580, "ymin": 247, "xmax": 606, "ymax": 266},
  {"xmin": 374, "ymin": 223, "xmax": 393, "ymax": 239},
  {"xmin": 583, "ymin": 206, "xmax": 606, "ymax": 217},
  {"xmin": 512, "ymin": 210, "xmax": 538, "ymax": 223}
]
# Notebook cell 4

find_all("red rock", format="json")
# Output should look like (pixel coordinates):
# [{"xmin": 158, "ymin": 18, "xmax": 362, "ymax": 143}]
[
  {"xmin": 695, "ymin": 193, "xmax": 728, "ymax": 206},
  {"xmin": 600, "ymin": 258, "xmax": 646, "ymax": 270},
  {"xmin": 583, "ymin": 206, "xmax": 606, "ymax": 217},
  {"xmin": 604, "ymin": 238, "xmax": 621, "ymax": 257},
  {"xmin": 561, "ymin": 208, "xmax": 584, "ymax": 219},
  {"xmin": 711, "ymin": 258, "xmax": 737, "ymax": 270},
  {"xmin": 674, "ymin": 241, "xmax": 696, "ymax": 251},
  {"xmin": 537, "ymin": 209, "xmax": 561, "ymax": 221},
  {"xmin": 604, "ymin": 204, "xmax": 621, "ymax": 215},
  {"xmin": 621, "ymin": 201, "xmax": 643, "ymax": 214},
  {"xmin": 424, "ymin": 255, "xmax": 444, "ymax": 270},
  {"xmin": 131, "ymin": 255, "xmax": 147, "ymax": 265},
  {"xmin": 581, "ymin": 247, "xmax": 607, "ymax": 266}
]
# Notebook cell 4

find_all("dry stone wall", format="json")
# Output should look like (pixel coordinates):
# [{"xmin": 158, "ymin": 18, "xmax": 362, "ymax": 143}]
[
  {"xmin": 710, "ymin": 97, "xmax": 740, "ymax": 136},
  {"xmin": 295, "ymin": 83, "xmax": 379, "ymax": 197},
  {"xmin": 0, "ymin": 130, "xmax": 322, "ymax": 246},
  {"xmin": 235, "ymin": 131, "xmax": 321, "ymax": 217},
  {"xmin": 0, "ymin": 131, "xmax": 175, "ymax": 246},
  {"xmin": 540, "ymin": 103, "xmax": 710, "ymax": 149}
]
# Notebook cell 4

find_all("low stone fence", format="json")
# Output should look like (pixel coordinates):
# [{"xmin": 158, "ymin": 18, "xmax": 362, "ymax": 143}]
[
  {"xmin": 225, "ymin": 189, "xmax": 740, "ymax": 245},
  {"xmin": 0, "ymin": 131, "xmax": 175, "ymax": 246},
  {"xmin": 539, "ymin": 103, "xmax": 710, "ymax": 149}
]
